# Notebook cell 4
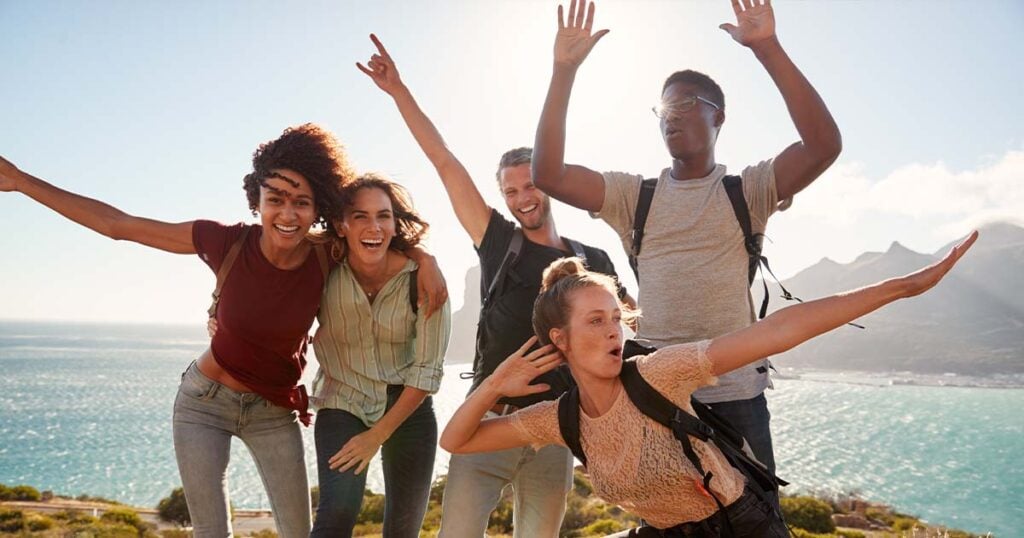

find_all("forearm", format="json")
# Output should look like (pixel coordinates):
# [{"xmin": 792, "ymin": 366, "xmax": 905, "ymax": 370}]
[
  {"xmin": 532, "ymin": 64, "xmax": 577, "ymax": 191},
  {"xmin": 369, "ymin": 386, "xmax": 429, "ymax": 441},
  {"xmin": 390, "ymin": 85, "xmax": 463, "ymax": 176},
  {"xmin": 753, "ymin": 38, "xmax": 841, "ymax": 159},
  {"xmin": 439, "ymin": 378, "xmax": 502, "ymax": 452},
  {"xmin": 16, "ymin": 169, "xmax": 131, "ymax": 239}
]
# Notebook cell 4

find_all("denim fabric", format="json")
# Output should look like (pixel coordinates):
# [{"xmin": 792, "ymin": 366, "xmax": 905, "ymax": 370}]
[
  {"xmin": 310, "ymin": 386, "xmax": 437, "ymax": 538},
  {"xmin": 704, "ymin": 393, "xmax": 783, "ymax": 517},
  {"xmin": 620, "ymin": 485, "xmax": 788, "ymax": 537},
  {"xmin": 172, "ymin": 362, "xmax": 311, "ymax": 538},
  {"xmin": 438, "ymin": 435, "xmax": 573, "ymax": 538}
]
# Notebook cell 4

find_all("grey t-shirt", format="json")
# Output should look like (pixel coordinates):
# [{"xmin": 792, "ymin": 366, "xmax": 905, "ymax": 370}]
[{"xmin": 595, "ymin": 160, "xmax": 786, "ymax": 403}]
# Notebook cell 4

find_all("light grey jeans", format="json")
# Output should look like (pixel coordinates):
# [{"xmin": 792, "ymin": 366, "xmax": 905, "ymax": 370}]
[
  {"xmin": 438, "ymin": 435, "xmax": 573, "ymax": 538},
  {"xmin": 172, "ymin": 362, "xmax": 311, "ymax": 538}
]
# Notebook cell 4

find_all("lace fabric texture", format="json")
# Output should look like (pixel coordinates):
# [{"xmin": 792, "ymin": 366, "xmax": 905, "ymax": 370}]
[{"xmin": 510, "ymin": 340, "xmax": 745, "ymax": 527}]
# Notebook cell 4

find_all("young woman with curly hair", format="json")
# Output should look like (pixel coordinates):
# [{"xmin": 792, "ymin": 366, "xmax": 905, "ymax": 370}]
[
  {"xmin": 308, "ymin": 173, "xmax": 451, "ymax": 538},
  {"xmin": 441, "ymin": 232, "xmax": 977, "ymax": 537},
  {"xmin": 0, "ymin": 124, "xmax": 447, "ymax": 538}
]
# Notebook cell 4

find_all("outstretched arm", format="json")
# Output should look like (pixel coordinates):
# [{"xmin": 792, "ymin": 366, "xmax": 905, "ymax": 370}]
[
  {"xmin": 532, "ymin": 0, "xmax": 609, "ymax": 213},
  {"xmin": 440, "ymin": 337, "xmax": 563, "ymax": 454},
  {"xmin": 358, "ymin": 34, "xmax": 491, "ymax": 246},
  {"xmin": 707, "ymin": 231, "xmax": 978, "ymax": 376},
  {"xmin": 0, "ymin": 156, "xmax": 195, "ymax": 253},
  {"xmin": 720, "ymin": 0, "xmax": 841, "ymax": 201}
]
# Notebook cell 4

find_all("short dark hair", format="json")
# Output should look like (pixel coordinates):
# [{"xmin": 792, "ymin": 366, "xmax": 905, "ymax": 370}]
[
  {"xmin": 242, "ymin": 123, "xmax": 354, "ymax": 228},
  {"xmin": 495, "ymin": 146, "xmax": 533, "ymax": 182},
  {"xmin": 662, "ymin": 70, "xmax": 725, "ymax": 109}
]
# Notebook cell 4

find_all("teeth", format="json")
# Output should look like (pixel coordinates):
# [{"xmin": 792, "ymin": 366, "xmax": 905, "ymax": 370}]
[
  {"xmin": 274, "ymin": 224, "xmax": 300, "ymax": 233},
  {"xmin": 361, "ymin": 238, "xmax": 384, "ymax": 248},
  {"xmin": 519, "ymin": 204, "xmax": 538, "ymax": 214}
]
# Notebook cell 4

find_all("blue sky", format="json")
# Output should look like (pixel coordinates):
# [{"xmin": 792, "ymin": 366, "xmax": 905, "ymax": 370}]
[{"xmin": 1, "ymin": 0, "xmax": 1022, "ymax": 323}]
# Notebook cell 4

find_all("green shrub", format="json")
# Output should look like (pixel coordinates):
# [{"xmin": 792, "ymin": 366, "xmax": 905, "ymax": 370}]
[
  {"xmin": 0, "ymin": 508, "xmax": 25, "ymax": 533},
  {"xmin": 69, "ymin": 521, "xmax": 140, "ymax": 538},
  {"xmin": 248, "ymin": 530, "xmax": 278, "ymax": 538},
  {"xmin": 25, "ymin": 513, "xmax": 55, "ymax": 531},
  {"xmin": 780, "ymin": 496, "xmax": 835, "ymax": 533},
  {"xmin": 789, "ymin": 529, "xmax": 834, "ymax": 538},
  {"xmin": 352, "ymin": 522, "xmax": 382, "ymax": 536},
  {"xmin": 10, "ymin": 484, "xmax": 42, "ymax": 501},
  {"xmin": 53, "ymin": 509, "xmax": 99, "ymax": 525},
  {"xmin": 310, "ymin": 486, "xmax": 320, "ymax": 512},
  {"xmin": 892, "ymin": 516, "xmax": 921, "ymax": 531},
  {"xmin": 572, "ymin": 469, "xmax": 594, "ymax": 497},
  {"xmin": 356, "ymin": 490, "xmax": 386, "ymax": 524},
  {"xmin": 157, "ymin": 487, "xmax": 191, "ymax": 526},
  {"xmin": 836, "ymin": 530, "xmax": 866, "ymax": 538},
  {"xmin": 102, "ymin": 507, "xmax": 145, "ymax": 530},
  {"xmin": 159, "ymin": 530, "xmax": 192, "ymax": 538},
  {"xmin": 0, "ymin": 484, "xmax": 12, "ymax": 501},
  {"xmin": 581, "ymin": 518, "xmax": 627, "ymax": 536}
]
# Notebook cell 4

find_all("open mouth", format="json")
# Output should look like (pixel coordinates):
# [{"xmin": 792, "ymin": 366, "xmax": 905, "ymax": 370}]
[
  {"xmin": 518, "ymin": 203, "xmax": 539, "ymax": 216},
  {"xmin": 609, "ymin": 346, "xmax": 622, "ymax": 359},
  {"xmin": 273, "ymin": 224, "xmax": 301, "ymax": 236},
  {"xmin": 360, "ymin": 238, "xmax": 385, "ymax": 250}
]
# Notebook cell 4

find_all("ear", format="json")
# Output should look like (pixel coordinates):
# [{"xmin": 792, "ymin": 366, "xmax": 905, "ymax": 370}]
[
  {"xmin": 714, "ymin": 107, "xmax": 726, "ymax": 129},
  {"xmin": 549, "ymin": 328, "xmax": 568, "ymax": 353}
]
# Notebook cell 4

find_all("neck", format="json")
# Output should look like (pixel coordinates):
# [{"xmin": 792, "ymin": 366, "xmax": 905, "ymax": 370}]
[
  {"xmin": 348, "ymin": 249, "xmax": 396, "ymax": 286},
  {"xmin": 669, "ymin": 152, "xmax": 717, "ymax": 181},
  {"xmin": 573, "ymin": 369, "xmax": 623, "ymax": 419},
  {"xmin": 258, "ymin": 233, "xmax": 306, "ymax": 270},
  {"xmin": 521, "ymin": 218, "xmax": 563, "ymax": 249}
]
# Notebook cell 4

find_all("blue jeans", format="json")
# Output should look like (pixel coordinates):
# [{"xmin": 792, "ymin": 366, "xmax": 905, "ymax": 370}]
[
  {"xmin": 310, "ymin": 386, "xmax": 437, "ymax": 538},
  {"xmin": 438, "ymin": 440, "xmax": 573, "ymax": 538},
  {"xmin": 703, "ymin": 393, "xmax": 782, "ymax": 517},
  {"xmin": 172, "ymin": 362, "xmax": 311, "ymax": 538}
]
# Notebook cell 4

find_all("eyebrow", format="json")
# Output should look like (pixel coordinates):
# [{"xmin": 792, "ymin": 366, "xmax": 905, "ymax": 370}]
[{"xmin": 261, "ymin": 183, "xmax": 312, "ymax": 201}]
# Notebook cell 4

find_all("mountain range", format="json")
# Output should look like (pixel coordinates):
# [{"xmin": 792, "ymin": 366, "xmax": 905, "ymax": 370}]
[{"xmin": 445, "ymin": 221, "xmax": 1024, "ymax": 375}]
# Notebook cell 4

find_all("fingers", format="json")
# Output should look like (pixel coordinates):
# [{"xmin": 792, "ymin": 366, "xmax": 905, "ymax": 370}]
[
  {"xmin": 592, "ymin": 29, "xmax": 610, "ymax": 45},
  {"xmin": 575, "ymin": 0, "xmax": 588, "ymax": 28},
  {"xmin": 524, "ymin": 383, "xmax": 552, "ymax": 395},
  {"xmin": 730, "ymin": 0, "xmax": 742, "ymax": 16},
  {"xmin": 584, "ymin": 1, "xmax": 595, "ymax": 31},
  {"xmin": 356, "ymin": 62, "xmax": 374, "ymax": 77},
  {"xmin": 742, "ymin": 0, "xmax": 754, "ymax": 10},
  {"xmin": 523, "ymin": 343, "xmax": 557, "ymax": 362},
  {"xmin": 567, "ymin": 0, "xmax": 578, "ymax": 29},
  {"xmin": 719, "ymin": 23, "xmax": 738, "ymax": 36},
  {"xmin": 513, "ymin": 336, "xmax": 539, "ymax": 357},
  {"xmin": 557, "ymin": 4, "xmax": 565, "ymax": 29},
  {"xmin": 369, "ymin": 33, "xmax": 390, "ymax": 59}
]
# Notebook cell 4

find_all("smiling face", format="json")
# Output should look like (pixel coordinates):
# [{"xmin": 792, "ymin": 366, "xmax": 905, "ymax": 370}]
[
  {"xmin": 499, "ymin": 163, "xmax": 552, "ymax": 231},
  {"xmin": 660, "ymin": 81, "xmax": 723, "ymax": 161},
  {"xmin": 335, "ymin": 186, "xmax": 396, "ymax": 266},
  {"xmin": 258, "ymin": 168, "xmax": 316, "ymax": 253},
  {"xmin": 549, "ymin": 285, "xmax": 625, "ymax": 381}
]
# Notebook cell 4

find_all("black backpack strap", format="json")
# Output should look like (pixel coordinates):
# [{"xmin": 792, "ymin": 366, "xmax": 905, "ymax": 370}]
[
  {"xmin": 628, "ymin": 178, "xmax": 658, "ymax": 282},
  {"xmin": 556, "ymin": 388, "xmax": 587, "ymax": 467},
  {"xmin": 207, "ymin": 227, "xmax": 250, "ymax": 318},
  {"xmin": 408, "ymin": 268, "xmax": 419, "ymax": 314},
  {"xmin": 482, "ymin": 229, "xmax": 525, "ymax": 309},
  {"xmin": 562, "ymin": 237, "xmax": 588, "ymax": 264}
]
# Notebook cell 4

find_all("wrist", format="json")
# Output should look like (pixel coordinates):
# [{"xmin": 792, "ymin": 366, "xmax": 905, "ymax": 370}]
[
  {"xmin": 749, "ymin": 36, "xmax": 784, "ymax": 58},
  {"xmin": 389, "ymin": 83, "xmax": 412, "ymax": 101},
  {"xmin": 552, "ymin": 61, "xmax": 580, "ymax": 76},
  {"xmin": 478, "ymin": 377, "xmax": 505, "ymax": 400}
]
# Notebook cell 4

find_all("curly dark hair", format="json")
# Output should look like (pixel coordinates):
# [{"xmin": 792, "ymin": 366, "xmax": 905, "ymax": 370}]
[
  {"xmin": 333, "ymin": 173, "xmax": 429, "ymax": 253},
  {"xmin": 662, "ymin": 70, "xmax": 725, "ymax": 109},
  {"xmin": 242, "ymin": 123, "xmax": 355, "ymax": 228}
]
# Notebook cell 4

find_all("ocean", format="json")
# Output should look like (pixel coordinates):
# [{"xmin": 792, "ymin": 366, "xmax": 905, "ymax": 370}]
[{"xmin": 0, "ymin": 321, "xmax": 1019, "ymax": 536}]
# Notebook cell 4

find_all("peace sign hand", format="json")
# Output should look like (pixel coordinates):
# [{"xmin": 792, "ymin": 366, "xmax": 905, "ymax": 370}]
[
  {"xmin": 356, "ymin": 34, "xmax": 404, "ymax": 95},
  {"xmin": 720, "ymin": 0, "xmax": 777, "ymax": 48},
  {"xmin": 554, "ymin": 0, "xmax": 610, "ymax": 69}
]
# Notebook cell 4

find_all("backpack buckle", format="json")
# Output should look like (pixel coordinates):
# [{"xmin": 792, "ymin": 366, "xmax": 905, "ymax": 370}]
[{"xmin": 672, "ymin": 410, "xmax": 713, "ymax": 441}]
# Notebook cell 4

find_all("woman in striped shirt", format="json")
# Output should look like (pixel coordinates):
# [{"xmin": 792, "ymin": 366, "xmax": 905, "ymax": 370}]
[{"xmin": 309, "ymin": 174, "xmax": 451, "ymax": 538}]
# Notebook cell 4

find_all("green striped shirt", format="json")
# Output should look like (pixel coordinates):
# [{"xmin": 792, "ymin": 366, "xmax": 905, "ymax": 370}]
[{"xmin": 311, "ymin": 258, "xmax": 451, "ymax": 426}]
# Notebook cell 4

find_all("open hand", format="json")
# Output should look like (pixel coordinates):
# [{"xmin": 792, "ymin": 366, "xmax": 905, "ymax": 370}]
[
  {"xmin": 553, "ymin": 0, "xmax": 609, "ymax": 68},
  {"xmin": 329, "ymin": 429, "xmax": 386, "ymax": 475},
  {"xmin": 206, "ymin": 318, "xmax": 218, "ymax": 338},
  {"xmin": 899, "ymin": 231, "xmax": 978, "ymax": 298},
  {"xmin": 720, "ymin": 0, "xmax": 777, "ymax": 48},
  {"xmin": 357, "ymin": 34, "xmax": 404, "ymax": 95},
  {"xmin": 490, "ymin": 336, "xmax": 564, "ymax": 398},
  {"xmin": 0, "ymin": 156, "xmax": 22, "ymax": 192}
]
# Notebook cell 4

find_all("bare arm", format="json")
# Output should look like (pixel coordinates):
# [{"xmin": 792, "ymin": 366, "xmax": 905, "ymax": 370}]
[
  {"xmin": 1, "ymin": 156, "xmax": 195, "ymax": 254},
  {"xmin": 328, "ymin": 386, "xmax": 430, "ymax": 474},
  {"xmin": 707, "ymin": 231, "xmax": 978, "ymax": 376},
  {"xmin": 358, "ymin": 34, "xmax": 491, "ymax": 246},
  {"xmin": 440, "ymin": 337, "xmax": 563, "ymax": 454},
  {"xmin": 721, "ymin": 0, "xmax": 841, "ymax": 201},
  {"xmin": 532, "ymin": 1, "xmax": 609, "ymax": 213}
]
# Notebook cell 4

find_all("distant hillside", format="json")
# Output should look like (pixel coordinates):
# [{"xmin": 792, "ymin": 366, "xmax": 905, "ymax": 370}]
[
  {"xmin": 767, "ymin": 221, "xmax": 1024, "ymax": 374},
  {"xmin": 447, "ymin": 222, "xmax": 1024, "ymax": 375}
]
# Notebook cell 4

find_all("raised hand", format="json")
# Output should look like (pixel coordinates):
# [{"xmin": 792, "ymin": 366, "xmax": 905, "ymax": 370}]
[
  {"xmin": 553, "ymin": 0, "xmax": 609, "ymax": 68},
  {"xmin": 0, "ymin": 156, "xmax": 22, "ymax": 192},
  {"xmin": 489, "ymin": 337, "xmax": 564, "ymax": 398},
  {"xmin": 720, "ymin": 0, "xmax": 777, "ymax": 48},
  {"xmin": 356, "ymin": 34, "xmax": 404, "ymax": 95},
  {"xmin": 899, "ymin": 231, "xmax": 978, "ymax": 298}
]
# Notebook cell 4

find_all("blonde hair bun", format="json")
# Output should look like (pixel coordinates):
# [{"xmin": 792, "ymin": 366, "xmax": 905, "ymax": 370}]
[{"xmin": 541, "ymin": 257, "xmax": 587, "ymax": 292}]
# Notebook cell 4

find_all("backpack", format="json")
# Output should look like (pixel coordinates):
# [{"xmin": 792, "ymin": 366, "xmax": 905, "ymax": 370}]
[{"xmin": 556, "ymin": 350, "xmax": 789, "ymax": 535}]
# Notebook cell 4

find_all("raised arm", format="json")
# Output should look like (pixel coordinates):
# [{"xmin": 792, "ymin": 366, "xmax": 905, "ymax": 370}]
[
  {"xmin": 0, "ymin": 156, "xmax": 195, "ymax": 254},
  {"xmin": 532, "ymin": 0, "xmax": 609, "ymax": 213},
  {"xmin": 358, "ymin": 34, "xmax": 491, "ymax": 246},
  {"xmin": 707, "ymin": 231, "xmax": 978, "ymax": 376},
  {"xmin": 720, "ymin": 0, "xmax": 841, "ymax": 201},
  {"xmin": 440, "ymin": 337, "xmax": 563, "ymax": 454}
]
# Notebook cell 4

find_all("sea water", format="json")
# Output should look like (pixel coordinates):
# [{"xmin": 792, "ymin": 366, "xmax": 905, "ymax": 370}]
[{"xmin": 0, "ymin": 321, "xmax": 1019, "ymax": 535}]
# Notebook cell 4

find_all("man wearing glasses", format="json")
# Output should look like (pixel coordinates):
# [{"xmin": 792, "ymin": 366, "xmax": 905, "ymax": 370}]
[{"xmin": 531, "ymin": 0, "xmax": 841, "ymax": 515}]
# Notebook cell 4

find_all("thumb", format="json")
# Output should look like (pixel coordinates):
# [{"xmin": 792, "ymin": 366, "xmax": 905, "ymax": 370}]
[
  {"xmin": 719, "ymin": 23, "xmax": 738, "ymax": 36},
  {"xmin": 592, "ymin": 29, "xmax": 610, "ymax": 45},
  {"xmin": 525, "ymin": 383, "xmax": 551, "ymax": 395}
]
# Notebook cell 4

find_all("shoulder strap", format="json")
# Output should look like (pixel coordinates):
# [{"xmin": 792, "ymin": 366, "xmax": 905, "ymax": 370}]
[
  {"xmin": 482, "ymin": 229, "xmax": 525, "ymax": 308},
  {"xmin": 556, "ymin": 388, "xmax": 587, "ymax": 467},
  {"xmin": 314, "ymin": 243, "xmax": 330, "ymax": 283},
  {"xmin": 628, "ymin": 178, "xmax": 658, "ymax": 282},
  {"xmin": 207, "ymin": 227, "xmax": 250, "ymax": 318},
  {"xmin": 408, "ymin": 268, "xmax": 419, "ymax": 314},
  {"xmin": 562, "ymin": 237, "xmax": 588, "ymax": 264},
  {"xmin": 722, "ymin": 175, "xmax": 761, "ymax": 286}
]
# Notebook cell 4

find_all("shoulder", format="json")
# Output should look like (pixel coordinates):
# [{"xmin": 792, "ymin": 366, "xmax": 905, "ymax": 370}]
[
  {"xmin": 509, "ymin": 399, "xmax": 563, "ymax": 448},
  {"xmin": 636, "ymin": 340, "xmax": 715, "ymax": 400},
  {"xmin": 478, "ymin": 209, "xmax": 517, "ymax": 255}
]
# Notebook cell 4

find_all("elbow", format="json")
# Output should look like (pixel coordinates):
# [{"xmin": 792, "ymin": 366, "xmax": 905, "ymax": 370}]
[
  {"xmin": 817, "ymin": 130, "xmax": 843, "ymax": 166},
  {"xmin": 438, "ymin": 434, "xmax": 463, "ymax": 454},
  {"xmin": 530, "ymin": 161, "xmax": 561, "ymax": 191}
]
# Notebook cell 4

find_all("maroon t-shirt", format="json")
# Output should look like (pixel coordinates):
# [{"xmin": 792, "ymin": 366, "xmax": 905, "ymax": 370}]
[{"xmin": 193, "ymin": 220, "xmax": 336, "ymax": 425}]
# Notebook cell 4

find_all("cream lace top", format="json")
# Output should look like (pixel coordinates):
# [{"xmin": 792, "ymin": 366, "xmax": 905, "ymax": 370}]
[{"xmin": 508, "ymin": 340, "xmax": 745, "ymax": 527}]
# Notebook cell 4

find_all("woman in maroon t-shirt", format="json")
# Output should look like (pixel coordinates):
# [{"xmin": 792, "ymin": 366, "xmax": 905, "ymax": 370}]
[{"xmin": 0, "ymin": 124, "xmax": 447, "ymax": 538}]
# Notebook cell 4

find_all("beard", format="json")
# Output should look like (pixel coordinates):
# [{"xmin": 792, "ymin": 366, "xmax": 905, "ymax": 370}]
[{"xmin": 514, "ymin": 196, "xmax": 552, "ymax": 231}]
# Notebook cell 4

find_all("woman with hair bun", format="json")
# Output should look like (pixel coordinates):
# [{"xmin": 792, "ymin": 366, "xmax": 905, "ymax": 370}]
[
  {"xmin": 0, "ymin": 124, "xmax": 447, "ymax": 538},
  {"xmin": 441, "ymin": 232, "xmax": 977, "ymax": 536}
]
